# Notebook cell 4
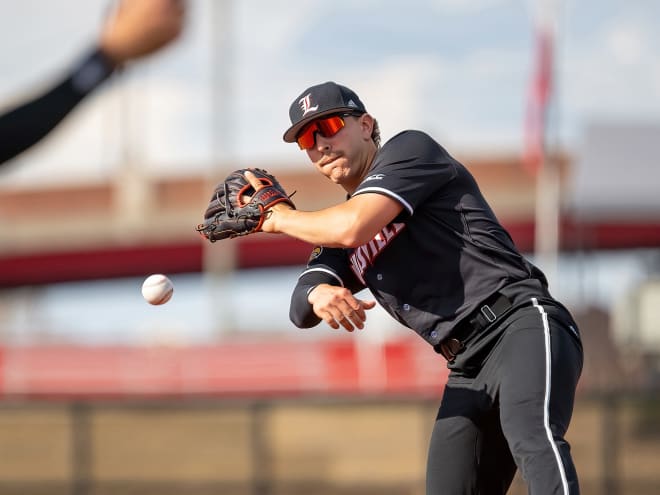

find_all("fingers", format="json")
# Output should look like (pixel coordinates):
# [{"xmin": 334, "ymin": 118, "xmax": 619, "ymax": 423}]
[
  {"xmin": 243, "ymin": 170, "xmax": 265, "ymax": 191},
  {"xmin": 361, "ymin": 300, "xmax": 378, "ymax": 310},
  {"xmin": 309, "ymin": 285, "xmax": 375, "ymax": 333},
  {"xmin": 100, "ymin": 0, "xmax": 186, "ymax": 64},
  {"xmin": 325, "ymin": 306, "xmax": 361, "ymax": 332},
  {"xmin": 239, "ymin": 170, "xmax": 262, "ymax": 205}
]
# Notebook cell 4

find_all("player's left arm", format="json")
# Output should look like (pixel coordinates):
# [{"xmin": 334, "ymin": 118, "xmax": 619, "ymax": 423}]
[{"xmin": 259, "ymin": 190, "xmax": 403, "ymax": 248}]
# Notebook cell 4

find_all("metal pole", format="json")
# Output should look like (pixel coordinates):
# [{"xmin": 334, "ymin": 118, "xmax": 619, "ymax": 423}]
[
  {"xmin": 71, "ymin": 402, "xmax": 92, "ymax": 495},
  {"xmin": 534, "ymin": 155, "xmax": 560, "ymax": 288},
  {"xmin": 602, "ymin": 394, "xmax": 621, "ymax": 495},
  {"xmin": 203, "ymin": 0, "xmax": 238, "ymax": 337},
  {"xmin": 533, "ymin": 0, "xmax": 563, "ymax": 289}
]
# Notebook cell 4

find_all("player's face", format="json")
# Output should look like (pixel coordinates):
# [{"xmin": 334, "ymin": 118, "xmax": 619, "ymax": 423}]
[{"xmin": 302, "ymin": 113, "xmax": 375, "ymax": 191}]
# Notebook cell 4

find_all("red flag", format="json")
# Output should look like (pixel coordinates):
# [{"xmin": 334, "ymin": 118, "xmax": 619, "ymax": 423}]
[{"xmin": 523, "ymin": 28, "xmax": 553, "ymax": 175}]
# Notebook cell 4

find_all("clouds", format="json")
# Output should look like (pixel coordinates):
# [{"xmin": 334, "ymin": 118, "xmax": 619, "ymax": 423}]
[
  {"xmin": 559, "ymin": 4, "xmax": 660, "ymax": 133},
  {"xmin": 607, "ymin": 24, "xmax": 646, "ymax": 65}
]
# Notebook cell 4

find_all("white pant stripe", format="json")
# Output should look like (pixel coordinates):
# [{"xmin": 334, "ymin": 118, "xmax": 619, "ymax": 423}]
[{"xmin": 531, "ymin": 297, "xmax": 570, "ymax": 495}]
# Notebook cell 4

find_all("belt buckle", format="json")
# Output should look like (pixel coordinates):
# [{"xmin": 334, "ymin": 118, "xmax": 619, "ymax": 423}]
[{"xmin": 480, "ymin": 304, "xmax": 497, "ymax": 323}]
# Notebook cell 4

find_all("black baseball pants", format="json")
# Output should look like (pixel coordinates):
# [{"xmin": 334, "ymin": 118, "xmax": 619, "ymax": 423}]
[{"xmin": 426, "ymin": 298, "xmax": 583, "ymax": 495}]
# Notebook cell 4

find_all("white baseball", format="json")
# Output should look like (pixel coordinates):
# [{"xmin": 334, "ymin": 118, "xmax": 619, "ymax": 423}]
[{"xmin": 141, "ymin": 274, "xmax": 174, "ymax": 305}]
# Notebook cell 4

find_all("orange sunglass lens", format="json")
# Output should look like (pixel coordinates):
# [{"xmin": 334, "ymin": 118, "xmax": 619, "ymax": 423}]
[
  {"xmin": 296, "ymin": 115, "xmax": 346, "ymax": 150},
  {"xmin": 317, "ymin": 115, "xmax": 345, "ymax": 136},
  {"xmin": 296, "ymin": 125, "xmax": 317, "ymax": 150}
]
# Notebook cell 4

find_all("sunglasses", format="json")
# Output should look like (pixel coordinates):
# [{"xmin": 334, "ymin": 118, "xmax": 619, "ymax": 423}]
[{"xmin": 296, "ymin": 113, "xmax": 360, "ymax": 150}]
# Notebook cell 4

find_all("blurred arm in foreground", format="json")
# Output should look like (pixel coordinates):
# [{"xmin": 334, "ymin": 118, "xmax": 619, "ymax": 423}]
[{"xmin": 0, "ymin": 0, "xmax": 185, "ymax": 167}]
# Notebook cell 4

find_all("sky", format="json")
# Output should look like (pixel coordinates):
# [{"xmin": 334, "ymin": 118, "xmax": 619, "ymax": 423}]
[{"xmin": 0, "ymin": 0, "xmax": 658, "ymax": 186}]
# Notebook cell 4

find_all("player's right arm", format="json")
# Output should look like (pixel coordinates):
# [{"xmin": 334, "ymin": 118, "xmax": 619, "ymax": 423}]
[
  {"xmin": 290, "ymin": 248, "xmax": 375, "ymax": 332},
  {"xmin": 306, "ymin": 284, "xmax": 376, "ymax": 332}
]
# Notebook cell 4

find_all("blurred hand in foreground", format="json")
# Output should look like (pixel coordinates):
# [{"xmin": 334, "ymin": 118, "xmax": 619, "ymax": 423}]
[{"xmin": 100, "ymin": 0, "xmax": 186, "ymax": 65}]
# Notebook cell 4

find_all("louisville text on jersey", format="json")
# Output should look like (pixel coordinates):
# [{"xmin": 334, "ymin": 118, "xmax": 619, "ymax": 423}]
[{"xmin": 349, "ymin": 223, "xmax": 405, "ymax": 284}]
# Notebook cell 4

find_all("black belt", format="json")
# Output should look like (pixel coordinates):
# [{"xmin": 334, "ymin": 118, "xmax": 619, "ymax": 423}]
[{"xmin": 436, "ymin": 293, "xmax": 513, "ymax": 362}]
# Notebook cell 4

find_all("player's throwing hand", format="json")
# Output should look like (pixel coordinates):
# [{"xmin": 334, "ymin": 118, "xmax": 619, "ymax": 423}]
[
  {"xmin": 307, "ymin": 284, "xmax": 376, "ymax": 332},
  {"xmin": 100, "ymin": 0, "xmax": 186, "ymax": 65}
]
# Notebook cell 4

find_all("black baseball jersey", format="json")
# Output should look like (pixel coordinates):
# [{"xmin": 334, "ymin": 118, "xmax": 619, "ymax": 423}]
[{"xmin": 290, "ymin": 130, "xmax": 548, "ymax": 347}]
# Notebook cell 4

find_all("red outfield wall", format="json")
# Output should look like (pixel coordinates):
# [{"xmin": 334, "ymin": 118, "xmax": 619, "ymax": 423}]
[
  {"xmin": 0, "ymin": 338, "xmax": 449, "ymax": 399},
  {"xmin": 3, "ymin": 219, "xmax": 660, "ymax": 287}
]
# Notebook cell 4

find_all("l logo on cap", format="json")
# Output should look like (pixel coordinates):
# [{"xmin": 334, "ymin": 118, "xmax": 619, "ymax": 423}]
[{"xmin": 299, "ymin": 93, "xmax": 319, "ymax": 116}]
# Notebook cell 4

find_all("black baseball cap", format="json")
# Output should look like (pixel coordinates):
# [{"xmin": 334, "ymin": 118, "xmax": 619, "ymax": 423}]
[{"xmin": 283, "ymin": 81, "xmax": 367, "ymax": 143}]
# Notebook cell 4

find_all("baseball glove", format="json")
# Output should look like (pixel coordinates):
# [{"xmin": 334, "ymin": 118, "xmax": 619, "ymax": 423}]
[{"xmin": 196, "ymin": 168, "xmax": 295, "ymax": 242}]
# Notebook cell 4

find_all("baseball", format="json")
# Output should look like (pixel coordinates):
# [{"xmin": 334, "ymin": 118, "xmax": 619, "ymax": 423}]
[{"xmin": 141, "ymin": 274, "xmax": 174, "ymax": 305}]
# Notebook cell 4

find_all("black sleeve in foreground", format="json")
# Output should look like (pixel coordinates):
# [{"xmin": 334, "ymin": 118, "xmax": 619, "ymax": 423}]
[
  {"xmin": 289, "ymin": 270, "xmax": 345, "ymax": 329},
  {"xmin": 0, "ymin": 47, "xmax": 115, "ymax": 166}
]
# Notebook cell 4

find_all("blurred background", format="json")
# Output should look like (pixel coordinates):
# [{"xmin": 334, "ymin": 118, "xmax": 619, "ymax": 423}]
[{"xmin": 0, "ymin": 0, "xmax": 659, "ymax": 494}]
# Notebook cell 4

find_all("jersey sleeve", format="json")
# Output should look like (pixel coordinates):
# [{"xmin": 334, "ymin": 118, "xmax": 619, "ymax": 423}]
[
  {"xmin": 352, "ymin": 130, "xmax": 458, "ymax": 215},
  {"xmin": 289, "ymin": 246, "xmax": 365, "ymax": 328},
  {"xmin": 0, "ymin": 47, "xmax": 115, "ymax": 166}
]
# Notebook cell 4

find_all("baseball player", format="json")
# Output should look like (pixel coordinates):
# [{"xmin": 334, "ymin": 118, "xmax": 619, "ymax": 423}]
[
  {"xmin": 0, "ymin": 0, "xmax": 185, "ymax": 166},
  {"xmin": 197, "ymin": 80, "xmax": 583, "ymax": 494}
]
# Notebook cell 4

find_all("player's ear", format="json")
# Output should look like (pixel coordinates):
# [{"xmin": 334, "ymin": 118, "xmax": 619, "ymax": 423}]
[{"xmin": 359, "ymin": 113, "xmax": 374, "ymax": 141}]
